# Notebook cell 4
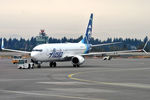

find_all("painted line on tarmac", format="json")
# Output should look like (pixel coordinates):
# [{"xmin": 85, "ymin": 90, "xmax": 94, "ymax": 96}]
[
  {"xmin": 0, "ymin": 89, "xmax": 105, "ymax": 100},
  {"xmin": 92, "ymin": 68, "xmax": 150, "ymax": 72},
  {"xmin": 37, "ymin": 81, "xmax": 89, "ymax": 85},
  {"xmin": 68, "ymin": 70, "xmax": 150, "ymax": 89},
  {"xmin": 0, "ymin": 78, "xmax": 46, "ymax": 82}
]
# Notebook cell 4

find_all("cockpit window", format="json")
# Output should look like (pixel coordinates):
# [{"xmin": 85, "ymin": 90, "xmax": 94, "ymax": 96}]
[{"xmin": 32, "ymin": 49, "xmax": 43, "ymax": 52}]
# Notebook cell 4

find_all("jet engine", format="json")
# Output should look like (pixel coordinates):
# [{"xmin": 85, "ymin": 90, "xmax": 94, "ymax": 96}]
[{"xmin": 71, "ymin": 55, "xmax": 85, "ymax": 66}]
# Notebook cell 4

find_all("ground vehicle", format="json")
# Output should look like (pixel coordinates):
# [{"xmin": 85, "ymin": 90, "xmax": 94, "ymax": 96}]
[
  {"xmin": 17, "ymin": 59, "xmax": 34, "ymax": 69},
  {"xmin": 103, "ymin": 56, "xmax": 112, "ymax": 60},
  {"xmin": 12, "ymin": 55, "xmax": 22, "ymax": 64}
]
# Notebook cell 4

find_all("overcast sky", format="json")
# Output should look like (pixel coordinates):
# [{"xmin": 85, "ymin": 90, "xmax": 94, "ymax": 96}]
[{"xmin": 0, "ymin": 0, "xmax": 150, "ymax": 40}]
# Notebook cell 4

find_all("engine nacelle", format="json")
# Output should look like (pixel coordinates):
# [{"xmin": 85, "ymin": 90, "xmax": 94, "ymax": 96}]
[
  {"xmin": 71, "ymin": 55, "xmax": 85, "ymax": 65},
  {"xmin": 103, "ymin": 56, "xmax": 112, "ymax": 60}
]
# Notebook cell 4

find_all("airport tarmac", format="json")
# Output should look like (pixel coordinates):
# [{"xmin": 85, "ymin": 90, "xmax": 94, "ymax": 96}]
[{"xmin": 0, "ymin": 58, "xmax": 150, "ymax": 100}]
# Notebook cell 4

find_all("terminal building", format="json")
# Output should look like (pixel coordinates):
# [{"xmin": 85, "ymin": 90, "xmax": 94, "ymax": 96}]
[{"xmin": 36, "ymin": 30, "xmax": 49, "ymax": 45}]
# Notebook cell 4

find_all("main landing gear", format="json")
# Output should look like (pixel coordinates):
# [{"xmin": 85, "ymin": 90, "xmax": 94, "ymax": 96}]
[
  {"xmin": 73, "ymin": 64, "xmax": 80, "ymax": 67},
  {"xmin": 49, "ymin": 62, "xmax": 56, "ymax": 67},
  {"xmin": 37, "ymin": 64, "xmax": 41, "ymax": 68}
]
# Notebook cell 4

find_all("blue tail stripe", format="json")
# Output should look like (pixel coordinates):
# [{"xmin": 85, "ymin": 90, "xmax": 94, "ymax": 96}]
[
  {"xmin": 84, "ymin": 44, "xmax": 90, "ymax": 54},
  {"xmin": 80, "ymin": 13, "xmax": 93, "ymax": 44}
]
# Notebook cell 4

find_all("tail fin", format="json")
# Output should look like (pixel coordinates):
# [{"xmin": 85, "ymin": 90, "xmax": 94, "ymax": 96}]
[
  {"xmin": 80, "ymin": 13, "xmax": 93, "ymax": 44},
  {"xmin": 1, "ymin": 38, "xmax": 4, "ymax": 50}
]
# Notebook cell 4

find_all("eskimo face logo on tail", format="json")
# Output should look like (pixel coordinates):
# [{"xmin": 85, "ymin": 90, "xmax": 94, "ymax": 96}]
[
  {"xmin": 49, "ymin": 48, "xmax": 63, "ymax": 58},
  {"xmin": 80, "ymin": 13, "xmax": 93, "ymax": 44}
]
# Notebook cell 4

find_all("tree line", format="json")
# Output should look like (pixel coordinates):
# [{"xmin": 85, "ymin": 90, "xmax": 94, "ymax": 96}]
[{"xmin": 0, "ymin": 36, "xmax": 149, "ymax": 52}]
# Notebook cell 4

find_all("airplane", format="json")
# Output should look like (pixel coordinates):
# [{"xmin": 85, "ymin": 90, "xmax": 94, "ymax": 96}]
[{"xmin": 1, "ymin": 13, "xmax": 149, "ymax": 68}]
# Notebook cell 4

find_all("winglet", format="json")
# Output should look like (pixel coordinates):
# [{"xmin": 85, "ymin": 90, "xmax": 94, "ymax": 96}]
[
  {"xmin": 1, "ymin": 38, "xmax": 4, "ymax": 50},
  {"xmin": 142, "ymin": 37, "xmax": 149, "ymax": 54}
]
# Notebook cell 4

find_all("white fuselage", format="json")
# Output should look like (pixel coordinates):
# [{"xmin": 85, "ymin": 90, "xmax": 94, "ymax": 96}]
[{"xmin": 31, "ymin": 43, "xmax": 87, "ymax": 62}]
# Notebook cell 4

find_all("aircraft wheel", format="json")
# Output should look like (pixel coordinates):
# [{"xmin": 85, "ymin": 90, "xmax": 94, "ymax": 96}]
[
  {"xmin": 50, "ymin": 62, "xmax": 52, "ymax": 67},
  {"xmin": 73, "ymin": 64, "xmax": 80, "ymax": 67},
  {"xmin": 50, "ymin": 62, "xmax": 57, "ymax": 67},
  {"xmin": 53, "ymin": 62, "xmax": 56, "ymax": 67},
  {"xmin": 28, "ymin": 64, "xmax": 31, "ymax": 69},
  {"xmin": 37, "ymin": 64, "xmax": 41, "ymax": 68},
  {"xmin": 32, "ymin": 64, "xmax": 34, "ymax": 69}
]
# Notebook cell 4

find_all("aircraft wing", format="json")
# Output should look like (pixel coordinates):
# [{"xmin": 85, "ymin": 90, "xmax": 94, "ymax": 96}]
[
  {"xmin": 2, "ymin": 48, "xmax": 31, "ymax": 54},
  {"xmin": 83, "ymin": 39, "xmax": 149, "ymax": 56},
  {"xmin": 80, "ymin": 49, "xmax": 145, "ymax": 56},
  {"xmin": 91, "ymin": 42, "xmax": 121, "ymax": 47},
  {"xmin": 1, "ymin": 38, "xmax": 31, "ymax": 54}
]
